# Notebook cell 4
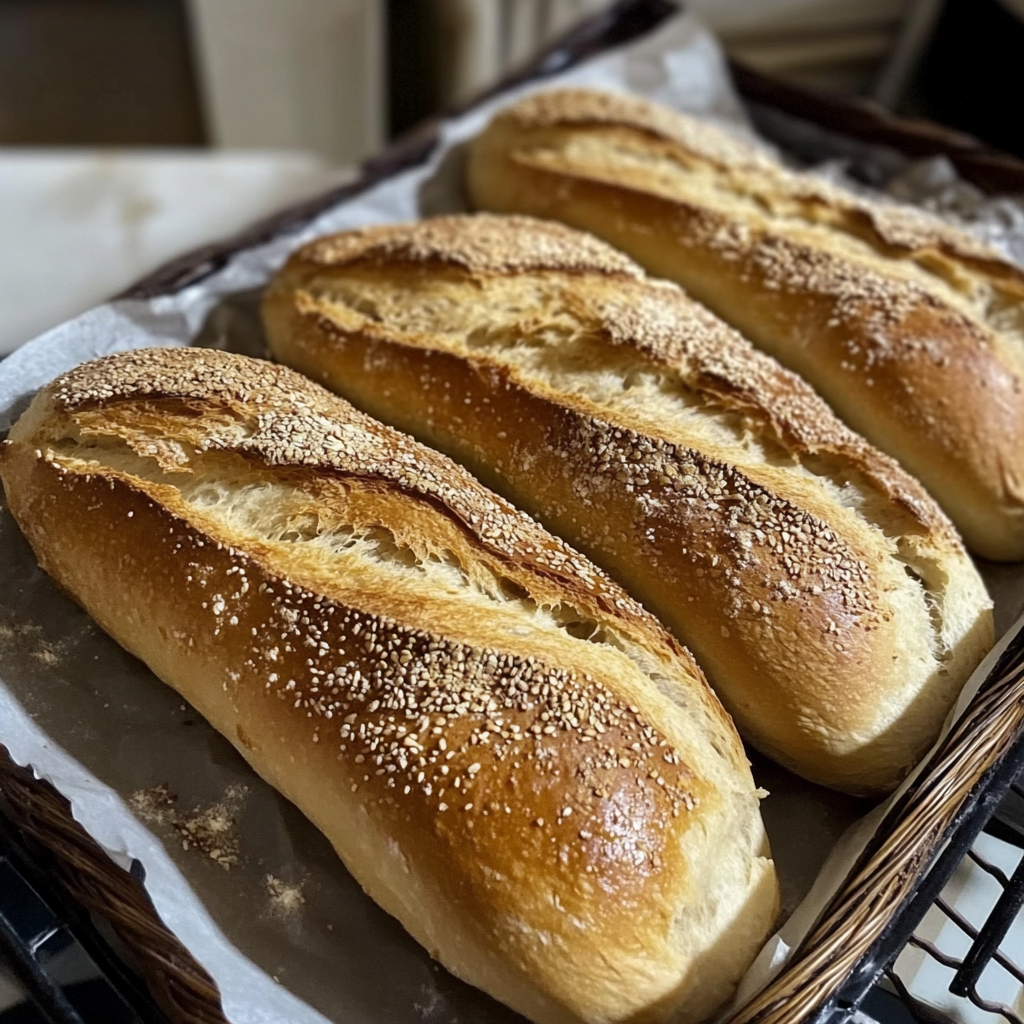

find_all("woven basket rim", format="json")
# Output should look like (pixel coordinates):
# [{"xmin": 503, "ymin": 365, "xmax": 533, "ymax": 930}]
[
  {"xmin": 727, "ymin": 635, "xmax": 1024, "ymax": 1024},
  {"xmin": 0, "ymin": 745, "xmax": 227, "ymax": 1024}
]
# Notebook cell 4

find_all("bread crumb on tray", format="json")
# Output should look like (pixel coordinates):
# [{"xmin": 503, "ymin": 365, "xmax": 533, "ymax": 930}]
[
  {"xmin": 265, "ymin": 874, "xmax": 305, "ymax": 916},
  {"xmin": 129, "ymin": 782, "xmax": 248, "ymax": 870}
]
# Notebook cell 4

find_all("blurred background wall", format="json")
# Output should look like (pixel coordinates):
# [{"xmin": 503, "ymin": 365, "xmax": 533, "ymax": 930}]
[{"xmin": 3, "ymin": 0, "xmax": 1021, "ymax": 167}]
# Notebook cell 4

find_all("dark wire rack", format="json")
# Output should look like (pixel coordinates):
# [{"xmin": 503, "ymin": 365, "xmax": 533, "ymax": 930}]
[
  {"xmin": 0, "ymin": 806, "xmax": 170, "ymax": 1024},
  {"xmin": 884, "ymin": 780, "xmax": 1024, "ymax": 1024},
  {"xmin": 816, "ymin": 745, "xmax": 1024, "ymax": 1024}
]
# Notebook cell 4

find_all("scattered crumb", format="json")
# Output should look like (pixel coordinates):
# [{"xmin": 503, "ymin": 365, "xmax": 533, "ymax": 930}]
[
  {"xmin": 414, "ymin": 987, "xmax": 445, "ymax": 1019},
  {"xmin": 31, "ymin": 646, "xmax": 59, "ymax": 666},
  {"xmin": 129, "ymin": 783, "xmax": 248, "ymax": 869},
  {"xmin": 265, "ymin": 875, "xmax": 305, "ymax": 916},
  {"xmin": 174, "ymin": 802, "xmax": 239, "ymax": 868},
  {"xmin": 0, "ymin": 621, "xmax": 65, "ymax": 668},
  {"xmin": 129, "ymin": 783, "xmax": 178, "ymax": 826},
  {"xmin": 0, "ymin": 622, "xmax": 38, "ymax": 643},
  {"xmin": 224, "ymin": 783, "xmax": 248, "ymax": 802}
]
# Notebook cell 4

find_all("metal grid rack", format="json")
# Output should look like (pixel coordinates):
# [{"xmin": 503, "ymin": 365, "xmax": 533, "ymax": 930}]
[
  {"xmin": 815, "ymin": 742, "xmax": 1024, "ymax": 1024},
  {"xmin": 884, "ymin": 780, "xmax": 1024, "ymax": 1024}
]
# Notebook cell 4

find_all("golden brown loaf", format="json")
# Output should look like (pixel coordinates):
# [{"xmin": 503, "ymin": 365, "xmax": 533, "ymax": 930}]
[
  {"xmin": 466, "ymin": 88, "xmax": 1024, "ymax": 561},
  {"xmin": 0, "ymin": 347, "xmax": 779, "ymax": 1024},
  {"xmin": 263, "ymin": 213, "xmax": 994, "ymax": 796}
]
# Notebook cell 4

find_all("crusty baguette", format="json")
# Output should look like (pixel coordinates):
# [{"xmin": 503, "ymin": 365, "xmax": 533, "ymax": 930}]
[
  {"xmin": 263, "ymin": 214, "xmax": 994, "ymax": 796},
  {"xmin": 466, "ymin": 88, "xmax": 1024, "ymax": 561},
  {"xmin": 0, "ymin": 347, "xmax": 779, "ymax": 1024}
]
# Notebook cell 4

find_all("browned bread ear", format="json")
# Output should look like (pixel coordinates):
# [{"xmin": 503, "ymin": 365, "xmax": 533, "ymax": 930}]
[
  {"xmin": 467, "ymin": 87, "xmax": 1024, "ymax": 562},
  {"xmin": 0, "ymin": 346, "xmax": 778, "ymax": 1024},
  {"xmin": 264, "ymin": 213, "xmax": 993, "ymax": 796}
]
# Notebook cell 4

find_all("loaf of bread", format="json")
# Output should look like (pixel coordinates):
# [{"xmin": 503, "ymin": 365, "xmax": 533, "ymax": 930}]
[
  {"xmin": 0, "ymin": 347, "xmax": 779, "ymax": 1024},
  {"xmin": 466, "ymin": 88, "xmax": 1024, "ymax": 561},
  {"xmin": 263, "ymin": 214, "xmax": 994, "ymax": 796}
]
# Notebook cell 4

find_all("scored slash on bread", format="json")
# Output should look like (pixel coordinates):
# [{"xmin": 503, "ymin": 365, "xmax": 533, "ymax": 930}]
[
  {"xmin": 263, "ymin": 213, "xmax": 994, "ymax": 797},
  {"xmin": 0, "ymin": 347, "xmax": 779, "ymax": 1024},
  {"xmin": 467, "ymin": 88, "xmax": 1024, "ymax": 561}
]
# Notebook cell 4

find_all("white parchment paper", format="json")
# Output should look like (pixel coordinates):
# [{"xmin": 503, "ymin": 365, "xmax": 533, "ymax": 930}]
[{"xmin": 2, "ymin": 9, "xmax": 1024, "ymax": 1024}]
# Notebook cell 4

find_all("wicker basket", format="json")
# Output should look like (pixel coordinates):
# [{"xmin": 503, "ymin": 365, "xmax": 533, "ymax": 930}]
[
  {"xmin": 0, "ymin": 746, "xmax": 225, "ymax": 1024},
  {"xmin": 3, "ymin": 2, "xmax": 1024, "ymax": 1023}
]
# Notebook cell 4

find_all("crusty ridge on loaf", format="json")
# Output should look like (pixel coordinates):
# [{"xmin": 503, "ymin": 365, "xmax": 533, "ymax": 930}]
[
  {"xmin": 490, "ymin": 89, "xmax": 1020, "ymax": 279},
  {"xmin": 0, "ymin": 347, "xmax": 778, "ymax": 1024},
  {"xmin": 467, "ymin": 89, "xmax": 1024, "ymax": 560},
  {"xmin": 289, "ymin": 216, "xmax": 952, "ymax": 538},
  {"xmin": 264, "ymin": 213, "xmax": 994, "ymax": 796},
  {"xmin": 301, "ymin": 212, "xmax": 641, "ymax": 277}
]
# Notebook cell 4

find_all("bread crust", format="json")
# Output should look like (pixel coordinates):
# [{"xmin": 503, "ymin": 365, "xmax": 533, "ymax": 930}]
[
  {"xmin": 264, "ymin": 214, "xmax": 994, "ymax": 796},
  {"xmin": 466, "ymin": 88, "xmax": 1024, "ymax": 561},
  {"xmin": 0, "ymin": 347, "xmax": 778, "ymax": 1024}
]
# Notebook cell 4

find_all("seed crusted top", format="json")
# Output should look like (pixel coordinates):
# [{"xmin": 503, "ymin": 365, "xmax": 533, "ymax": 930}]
[
  {"xmin": 590, "ymin": 281, "xmax": 955, "ymax": 537},
  {"xmin": 697, "ymin": 216, "xmax": 958, "ymax": 341},
  {"xmin": 558, "ymin": 413, "xmax": 877, "ymax": 621},
  {"xmin": 39, "ymin": 347, "xmax": 711, "ymax": 850},
  {"xmin": 496, "ymin": 88, "xmax": 1018, "ymax": 272},
  {"xmin": 692, "ymin": 216, "xmax": 1006, "ymax": 394},
  {"xmin": 284, "ymin": 215, "xmax": 956, "ymax": 544},
  {"xmin": 300, "ymin": 214, "xmax": 643, "ymax": 279},
  {"xmin": 501, "ymin": 88, "xmax": 776, "ymax": 175},
  {"xmin": 96, "ymin": 490, "xmax": 700, "ymax": 838},
  {"xmin": 285, "ymin": 263, "xmax": 895, "ymax": 627},
  {"xmin": 53, "ymin": 346, "xmax": 658, "ymax": 625},
  {"xmin": 231, "ymin": 558, "xmax": 698, "ymax": 828}
]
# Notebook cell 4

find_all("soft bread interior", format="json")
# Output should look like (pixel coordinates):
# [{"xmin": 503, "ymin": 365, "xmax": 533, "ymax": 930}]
[{"xmin": 49, "ymin": 430, "xmax": 679, "ymax": 677}]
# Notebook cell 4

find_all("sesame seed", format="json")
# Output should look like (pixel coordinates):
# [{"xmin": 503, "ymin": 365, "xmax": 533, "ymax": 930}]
[{"xmin": 46, "ymin": 347, "xmax": 701, "ymax": 832}]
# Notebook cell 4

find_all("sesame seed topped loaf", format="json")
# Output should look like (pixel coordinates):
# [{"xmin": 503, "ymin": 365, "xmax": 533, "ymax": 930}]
[
  {"xmin": 263, "ymin": 214, "xmax": 994, "ymax": 796},
  {"xmin": 467, "ymin": 88, "xmax": 1024, "ymax": 561},
  {"xmin": 0, "ymin": 347, "xmax": 779, "ymax": 1024}
]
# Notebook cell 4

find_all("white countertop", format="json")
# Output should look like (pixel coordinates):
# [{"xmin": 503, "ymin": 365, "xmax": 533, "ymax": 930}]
[{"xmin": 0, "ymin": 149, "xmax": 351, "ymax": 356}]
